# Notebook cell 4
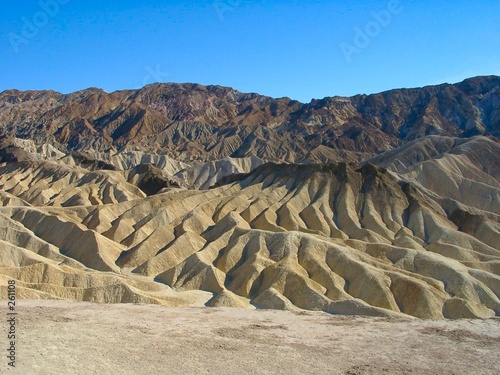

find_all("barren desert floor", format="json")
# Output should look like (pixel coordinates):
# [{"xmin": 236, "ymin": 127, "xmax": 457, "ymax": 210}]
[{"xmin": 4, "ymin": 300, "xmax": 500, "ymax": 375}]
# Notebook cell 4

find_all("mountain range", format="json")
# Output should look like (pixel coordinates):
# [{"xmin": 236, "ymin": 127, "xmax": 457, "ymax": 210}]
[
  {"xmin": 0, "ymin": 76, "xmax": 499, "ymax": 319},
  {"xmin": 1, "ymin": 75, "xmax": 498, "ymax": 163}
]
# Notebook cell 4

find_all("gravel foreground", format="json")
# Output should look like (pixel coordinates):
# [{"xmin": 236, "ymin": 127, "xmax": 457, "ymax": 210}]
[{"xmin": 4, "ymin": 300, "xmax": 500, "ymax": 375}]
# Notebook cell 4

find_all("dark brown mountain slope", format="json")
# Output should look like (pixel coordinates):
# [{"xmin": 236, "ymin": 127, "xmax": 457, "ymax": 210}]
[{"xmin": 1, "ymin": 76, "xmax": 498, "ymax": 163}]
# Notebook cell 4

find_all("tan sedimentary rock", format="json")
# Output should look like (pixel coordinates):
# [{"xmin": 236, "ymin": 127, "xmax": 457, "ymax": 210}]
[{"xmin": 1, "ymin": 136, "xmax": 499, "ymax": 318}]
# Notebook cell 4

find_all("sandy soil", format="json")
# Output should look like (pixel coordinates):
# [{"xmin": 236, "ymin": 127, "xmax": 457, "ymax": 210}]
[{"xmin": 4, "ymin": 300, "xmax": 500, "ymax": 375}]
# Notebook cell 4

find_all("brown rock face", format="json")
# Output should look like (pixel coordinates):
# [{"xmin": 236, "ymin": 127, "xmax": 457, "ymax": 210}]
[{"xmin": 1, "ymin": 76, "xmax": 498, "ymax": 163}]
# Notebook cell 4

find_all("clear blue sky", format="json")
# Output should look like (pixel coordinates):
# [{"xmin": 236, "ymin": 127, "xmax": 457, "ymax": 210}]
[{"xmin": 0, "ymin": 0, "xmax": 498, "ymax": 102}]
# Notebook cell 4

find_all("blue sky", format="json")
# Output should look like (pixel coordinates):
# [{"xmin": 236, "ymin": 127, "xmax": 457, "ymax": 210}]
[{"xmin": 0, "ymin": 0, "xmax": 499, "ymax": 102}]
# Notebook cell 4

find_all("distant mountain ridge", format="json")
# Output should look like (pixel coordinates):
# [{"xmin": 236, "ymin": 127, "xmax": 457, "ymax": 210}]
[{"xmin": 1, "ymin": 75, "xmax": 498, "ymax": 163}]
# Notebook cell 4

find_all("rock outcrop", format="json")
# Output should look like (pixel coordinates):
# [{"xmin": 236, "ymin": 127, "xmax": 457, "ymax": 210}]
[{"xmin": 1, "ymin": 136, "xmax": 499, "ymax": 318}]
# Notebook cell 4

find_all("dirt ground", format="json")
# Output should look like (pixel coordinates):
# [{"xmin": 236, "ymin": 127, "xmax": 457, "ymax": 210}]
[{"xmin": 4, "ymin": 300, "xmax": 500, "ymax": 375}]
